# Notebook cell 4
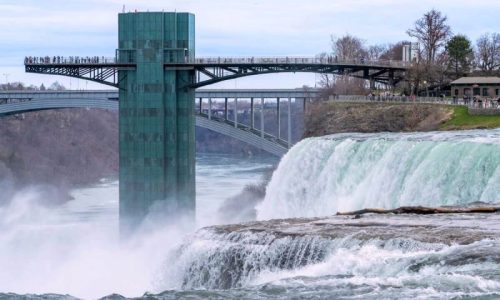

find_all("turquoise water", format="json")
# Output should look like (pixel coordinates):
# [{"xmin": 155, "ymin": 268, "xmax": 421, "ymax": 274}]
[{"xmin": 258, "ymin": 130, "xmax": 500, "ymax": 219}]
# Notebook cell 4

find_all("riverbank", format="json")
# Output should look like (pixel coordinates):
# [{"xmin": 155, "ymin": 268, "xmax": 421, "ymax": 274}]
[
  {"xmin": 441, "ymin": 105, "xmax": 500, "ymax": 129},
  {"xmin": 304, "ymin": 102, "xmax": 500, "ymax": 137},
  {"xmin": 0, "ymin": 109, "xmax": 270, "ymax": 200}
]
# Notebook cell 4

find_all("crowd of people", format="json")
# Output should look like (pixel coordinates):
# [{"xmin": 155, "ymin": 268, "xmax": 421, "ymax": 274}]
[
  {"xmin": 453, "ymin": 96, "xmax": 500, "ymax": 109},
  {"xmin": 25, "ymin": 56, "xmax": 110, "ymax": 64},
  {"xmin": 327, "ymin": 92, "xmax": 500, "ymax": 109}
]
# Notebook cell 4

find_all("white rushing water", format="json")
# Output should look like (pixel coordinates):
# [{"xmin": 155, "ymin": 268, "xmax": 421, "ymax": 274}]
[
  {"xmin": 170, "ymin": 220, "xmax": 500, "ymax": 299},
  {"xmin": 257, "ymin": 129, "xmax": 500, "ymax": 220},
  {"xmin": 0, "ymin": 154, "xmax": 276, "ymax": 299},
  {"xmin": 1, "ymin": 130, "xmax": 499, "ymax": 299}
]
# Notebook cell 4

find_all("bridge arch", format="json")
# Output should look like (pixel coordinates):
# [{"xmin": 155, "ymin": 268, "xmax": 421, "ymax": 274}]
[{"xmin": 0, "ymin": 96, "xmax": 288, "ymax": 156}]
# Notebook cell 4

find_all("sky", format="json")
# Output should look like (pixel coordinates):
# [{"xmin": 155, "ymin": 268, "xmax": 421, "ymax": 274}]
[{"xmin": 1, "ymin": 0, "xmax": 499, "ymax": 89}]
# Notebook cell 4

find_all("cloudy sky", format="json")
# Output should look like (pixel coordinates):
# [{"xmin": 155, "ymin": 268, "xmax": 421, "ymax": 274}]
[{"xmin": 1, "ymin": 0, "xmax": 499, "ymax": 89}]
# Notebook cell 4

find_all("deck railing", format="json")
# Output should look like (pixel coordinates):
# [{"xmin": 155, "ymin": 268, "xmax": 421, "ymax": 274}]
[
  {"xmin": 326, "ymin": 95, "xmax": 500, "ymax": 109},
  {"xmin": 24, "ymin": 56, "xmax": 411, "ymax": 68},
  {"xmin": 24, "ymin": 56, "xmax": 117, "ymax": 65}
]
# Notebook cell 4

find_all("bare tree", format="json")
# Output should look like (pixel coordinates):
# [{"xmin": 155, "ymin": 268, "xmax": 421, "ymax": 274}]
[
  {"xmin": 48, "ymin": 81, "xmax": 67, "ymax": 91},
  {"xmin": 407, "ymin": 9, "xmax": 451, "ymax": 63},
  {"xmin": 331, "ymin": 34, "xmax": 367, "ymax": 60},
  {"xmin": 380, "ymin": 42, "xmax": 408, "ymax": 61},
  {"xmin": 367, "ymin": 44, "xmax": 387, "ymax": 60},
  {"xmin": 476, "ymin": 33, "xmax": 500, "ymax": 72}
]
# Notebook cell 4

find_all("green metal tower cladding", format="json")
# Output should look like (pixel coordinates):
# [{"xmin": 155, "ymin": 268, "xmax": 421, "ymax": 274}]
[{"xmin": 118, "ymin": 12, "xmax": 196, "ymax": 232}]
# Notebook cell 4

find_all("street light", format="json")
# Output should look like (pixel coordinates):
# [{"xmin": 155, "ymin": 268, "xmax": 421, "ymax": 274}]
[{"xmin": 423, "ymin": 80, "xmax": 428, "ymax": 97}]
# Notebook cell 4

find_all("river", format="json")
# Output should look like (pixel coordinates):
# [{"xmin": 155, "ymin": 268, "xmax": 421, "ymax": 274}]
[{"xmin": 0, "ymin": 130, "xmax": 499, "ymax": 299}]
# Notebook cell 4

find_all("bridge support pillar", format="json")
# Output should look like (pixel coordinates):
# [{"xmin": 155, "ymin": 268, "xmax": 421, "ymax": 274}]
[
  {"xmin": 388, "ymin": 70, "xmax": 395, "ymax": 90},
  {"xmin": 208, "ymin": 98, "xmax": 212, "ymax": 120},
  {"xmin": 277, "ymin": 98, "xmax": 281, "ymax": 139},
  {"xmin": 224, "ymin": 97, "xmax": 228, "ymax": 120},
  {"xmin": 260, "ymin": 98, "xmax": 264, "ymax": 138},
  {"xmin": 118, "ymin": 12, "xmax": 196, "ymax": 233},
  {"xmin": 288, "ymin": 98, "xmax": 292, "ymax": 148},
  {"xmin": 234, "ymin": 97, "xmax": 238, "ymax": 128},
  {"xmin": 369, "ymin": 78, "xmax": 375, "ymax": 90},
  {"xmin": 250, "ymin": 97, "xmax": 254, "ymax": 129}
]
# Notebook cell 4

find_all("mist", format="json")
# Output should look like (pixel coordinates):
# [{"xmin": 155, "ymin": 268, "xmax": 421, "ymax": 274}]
[
  {"xmin": 0, "ymin": 154, "xmax": 274, "ymax": 299},
  {"xmin": 0, "ymin": 181, "xmax": 184, "ymax": 298}
]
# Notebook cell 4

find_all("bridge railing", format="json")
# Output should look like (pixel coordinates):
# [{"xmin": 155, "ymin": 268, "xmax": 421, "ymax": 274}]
[
  {"xmin": 24, "ymin": 55, "xmax": 411, "ymax": 69},
  {"xmin": 24, "ymin": 56, "xmax": 117, "ymax": 65},
  {"xmin": 326, "ymin": 95, "xmax": 500, "ymax": 109},
  {"xmin": 190, "ymin": 57, "xmax": 411, "ymax": 68}
]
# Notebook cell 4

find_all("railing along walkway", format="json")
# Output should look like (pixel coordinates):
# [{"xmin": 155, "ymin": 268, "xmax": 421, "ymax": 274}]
[
  {"xmin": 326, "ymin": 95, "xmax": 500, "ymax": 109},
  {"xmin": 24, "ymin": 56, "xmax": 411, "ymax": 69}
]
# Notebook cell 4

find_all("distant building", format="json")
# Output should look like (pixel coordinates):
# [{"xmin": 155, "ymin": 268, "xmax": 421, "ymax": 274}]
[
  {"xmin": 402, "ymin": 42, "xmax": 419, "ymax": 62},
  {"xmin": 450, "ymin": 77, "xmax": 500, "ymax": 99}
]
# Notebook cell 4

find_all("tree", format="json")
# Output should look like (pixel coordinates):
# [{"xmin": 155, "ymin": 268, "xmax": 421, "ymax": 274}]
[
  {"xmin": 367, "ymin": 44, "xmax": 387, "ymax": 60},
  {"xmin": 331, "ymin": 34, "xmax": 367, "ymax": 60},
  {"xmin": 475, "ymin": 33, "xmax": 500, "ymax": 72},
  {"xmin": 446, "ymin": 35, "xmax": 473, "ymax": 78},
  {"xmin": 407, "ymin": 9, "xmax": 451, "ymax": 63},
  {"xmin": 48, "ymin": 81, "xmax": 66, "ymax": 91},
  {"xmin": 318, "ymin": 34, "xmax": 370, "ymax": 95},
  {"xmin": 380, "ymin": 42, "xmax": 408, "ymax": 61},
  {"xmin": 40, "ymin": 83, "xmax": 46, "ymax": 91}
]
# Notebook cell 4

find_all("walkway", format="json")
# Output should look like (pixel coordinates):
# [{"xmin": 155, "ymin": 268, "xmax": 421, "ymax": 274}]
[{"xmin": 24, "ymin": 56, "xmax": 410, "ymax": 88}]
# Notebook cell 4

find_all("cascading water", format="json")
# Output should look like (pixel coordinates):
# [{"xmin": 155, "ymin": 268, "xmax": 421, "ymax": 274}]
[
  {"xmin": 257, "ymin": 130, "xmax": 500, "ymax": 220},
  {"xmin": 2, "ymin": 132, "xmax": 500, "ymax": 299},
  {"xmin": 161, "ymin": 130, "xmax": 500, "ymax": 299},
  {"xmin": 165, "ymin": 213, "xmax": 500, "ymax": 298}
]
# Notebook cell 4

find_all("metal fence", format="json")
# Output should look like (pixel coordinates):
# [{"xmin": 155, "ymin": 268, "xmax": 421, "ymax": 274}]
[
  {"xmin": 326, "ymin": 95, "xmax": 500, "ymax": 109},
  {"xmin": 24, "ymin": 55, "xmax": 411, "ymax": 68},
  {"xmin": 24, "ymin": 56, "xmax": 117, "ymax": 65},
  {"xmin": 191, "ymin": 57, "xmax": 410, "ymax": 68}
]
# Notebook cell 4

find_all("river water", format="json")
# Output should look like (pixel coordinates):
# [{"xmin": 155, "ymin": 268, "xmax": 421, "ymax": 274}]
[{"xmin": 0, "ymin": 130, "xmax": 499, "ymax": 299}]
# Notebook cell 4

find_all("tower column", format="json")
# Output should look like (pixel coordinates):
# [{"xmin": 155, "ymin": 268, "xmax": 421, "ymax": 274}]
[{"xmin": 118, "ymin": 12, "xmax": 196, "ymax": 233}]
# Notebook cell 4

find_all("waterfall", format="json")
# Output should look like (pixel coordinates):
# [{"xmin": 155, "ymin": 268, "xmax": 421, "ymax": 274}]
[
  {"xmin": 162, "ymin": 130, "xmax": 500, "ymax": 295},
  {"xmin": 169, "ymin": 226, "xmax": 449, "ymax": 290},
  {"xmin": 165, "ymin": 215, "xmax": 500, "ymax": 291},
  {"xmin": 257, "ymin": 130, "xmax": 500, "ymax": 220}
]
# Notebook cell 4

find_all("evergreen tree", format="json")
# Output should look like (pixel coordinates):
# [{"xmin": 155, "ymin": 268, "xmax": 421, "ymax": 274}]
[{"xmin": 446, "ymin": 35, "xmax": 473, "ymax": 78}]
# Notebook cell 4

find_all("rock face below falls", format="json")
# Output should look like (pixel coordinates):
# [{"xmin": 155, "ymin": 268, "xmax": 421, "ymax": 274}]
[
  {"xmin": 304, "ymin": 102, "xmax": 454, "ymax": 138},
  {"xmin": 214, "ymin": 212, "xmax": 500, "ymax": 246},
  {"xmin": 173, "ymin": 211, "xmax": 500, "ymax": 290}
]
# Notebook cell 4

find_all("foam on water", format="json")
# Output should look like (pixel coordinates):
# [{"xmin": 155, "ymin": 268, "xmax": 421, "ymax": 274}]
[
  {"xmin": 163, "ymin": 220, "xmax": 500, "ymax": 299},
  {"xmin": 257, "ymin": 130, "xmax": 500, "ymax": 220}
]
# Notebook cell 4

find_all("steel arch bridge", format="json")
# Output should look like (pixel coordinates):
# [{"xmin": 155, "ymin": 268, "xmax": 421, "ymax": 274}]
[{"xmin": 0, "ymin": 89, "xmax": 317, "ymax": 157}]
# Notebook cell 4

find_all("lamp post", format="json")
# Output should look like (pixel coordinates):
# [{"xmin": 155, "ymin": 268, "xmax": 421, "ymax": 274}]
[{"xmin": 423, "ymin": 80, "xmax": 428, "ymax": 97}]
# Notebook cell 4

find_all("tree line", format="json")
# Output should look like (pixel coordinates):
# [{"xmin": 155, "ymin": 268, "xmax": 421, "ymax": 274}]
[
  {"xmin": 0, "ymin": 81, "xmax": 66, "ymax": 91},
  {"xmin": 320, "ymin": 9, "xmax": 500, "ymax": 96}
]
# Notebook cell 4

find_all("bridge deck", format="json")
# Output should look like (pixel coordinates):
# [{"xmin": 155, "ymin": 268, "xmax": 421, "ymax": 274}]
[
  {"xmin": 25, "ymin": 56, "xmax": 409, "ymax": 88},
  {"xmin": 24, "ymin": 56, "xmax": 410, "ymax": 69}
]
